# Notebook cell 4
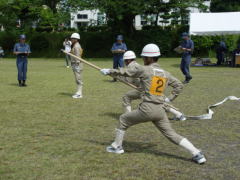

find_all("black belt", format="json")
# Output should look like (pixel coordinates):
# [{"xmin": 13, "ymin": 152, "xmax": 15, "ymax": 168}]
[{"xmin": 17, "ymin": 55, "xmax": 27, "ymax": 58}]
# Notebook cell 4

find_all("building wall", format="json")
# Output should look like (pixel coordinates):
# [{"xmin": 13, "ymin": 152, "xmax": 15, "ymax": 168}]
[{"xmin": 71, "ymin": 10, "xmax": 103, "ymax": 29}]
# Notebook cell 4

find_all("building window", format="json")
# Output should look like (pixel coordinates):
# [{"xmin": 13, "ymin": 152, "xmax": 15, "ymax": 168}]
[
  {"xmin": 77, "ymin": 22, "xmax": 88, "ymax": 28},
  {"xmin": 77, "ymin": 14, "xmax": 88, "ymax": 19}
]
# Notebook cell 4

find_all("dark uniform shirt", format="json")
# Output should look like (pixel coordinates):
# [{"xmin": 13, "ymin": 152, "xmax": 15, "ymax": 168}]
[
  {"xmin": 181, "ymin": 39, "xmax": 194, "ymax": 56},
  {"xmin": 111, "ymin": 42, "xmax": 127, "ymax": 57},
  {"xmin": 216, "ymin": 41, "xmax": 227, "ymax": 54},
  {"xmin": 13, "ymin": 43, "xmax": 31, "ymax": 58}
]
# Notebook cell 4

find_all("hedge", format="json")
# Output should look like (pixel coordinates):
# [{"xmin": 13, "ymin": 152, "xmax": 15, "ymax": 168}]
[{"xmin": 0, "ymin": 27, "xmax": 240, "ymax": 58}]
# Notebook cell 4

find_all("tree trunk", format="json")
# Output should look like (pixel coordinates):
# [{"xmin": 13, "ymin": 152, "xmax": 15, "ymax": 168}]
[
  {"xmin": 121, "ymin": 14, "xmax": 135, "ymax": 35},
  {"xmin": 45, "ymin": 0, "xmax": 58, "ymax": 13},
  {"xmin": 155, "ymin": 12, "xmax": 160, "ymax": 26},
  {"xmin": 106, "ymin": 12, "xmax": 136, "ymax": 35}
]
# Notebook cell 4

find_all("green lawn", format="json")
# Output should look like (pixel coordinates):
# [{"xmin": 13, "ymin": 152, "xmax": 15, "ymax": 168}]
[{"xmin": 0, "ymin": 58, "xmax": 240, "ymax": 180}]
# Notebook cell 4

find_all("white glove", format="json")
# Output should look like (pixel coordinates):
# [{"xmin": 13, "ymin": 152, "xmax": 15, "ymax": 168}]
[
  {"xmin": 165, "ymin": 97, "xmax": 171, "ymax": 103},
  {"xmin": 100, "ymin": 69, "xmax": 111, "ymax": 75}
]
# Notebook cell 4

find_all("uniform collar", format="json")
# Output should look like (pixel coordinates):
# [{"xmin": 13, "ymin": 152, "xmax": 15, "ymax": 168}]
[
  {"xmin": 150, "ymin": 62, "xmax": 160, "ymax": 68},
  {"xmin": 128, "ymin": 61, "xmax": 136, "ymax": 66},
  {"xmin": 73, "ymin": 42, "xmax": 79, "ymax": 46}
]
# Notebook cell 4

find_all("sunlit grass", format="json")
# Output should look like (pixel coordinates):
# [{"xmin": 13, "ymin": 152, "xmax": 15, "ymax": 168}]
[{"xmin": 0, "ymin": 58, "xmax": 239, "ymax": 180}]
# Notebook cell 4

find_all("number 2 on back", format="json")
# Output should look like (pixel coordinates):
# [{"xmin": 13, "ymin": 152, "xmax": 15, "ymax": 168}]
[{"xmin": 149, "ymin": 76, "xmax": 167, "ymax": 96}]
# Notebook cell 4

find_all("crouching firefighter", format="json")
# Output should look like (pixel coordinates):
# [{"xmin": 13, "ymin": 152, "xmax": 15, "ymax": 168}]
[{"xmin": 100, "ymin": 44, "xmax": 206, "ymax": 164}]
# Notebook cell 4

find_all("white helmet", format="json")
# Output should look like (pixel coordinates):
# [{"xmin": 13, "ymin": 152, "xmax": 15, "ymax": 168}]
[
  {"xmin": 123, "ymin": 51, "xmax": 136, "ymax": 60},
  {"xmin": 141, "ymin": 43, "xmax": 161, "ymax": 57},
  {"xmin": 71, "ymin": 33, "xmax": 80, "ymax": 40}
]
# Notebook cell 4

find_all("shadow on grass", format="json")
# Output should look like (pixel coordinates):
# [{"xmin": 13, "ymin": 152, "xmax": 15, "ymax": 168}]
[
  {"xmin": 102, "ymin": 112, "xmax": 178, "ymax": 122},
  {"xmin": 86, "ymin": 139, "xmax": 190, "ymax": 163},
  {"xmin": 99, "ymin": 112, "xmax": 121, "ymax": 120},
  {"xmin": 9, "ymin": 83, "xmax": 19, "ymax": 87},
  {"xmin": 58, "ymin": 92, "xmax": 73, "ymax": 97},
  {"xmin": 124, "ymin": 141, "xmax": 189, "ymax": 161},
  {"xmin": 102, "ymin": 79, "xmax": 118, "ymax": 83}
]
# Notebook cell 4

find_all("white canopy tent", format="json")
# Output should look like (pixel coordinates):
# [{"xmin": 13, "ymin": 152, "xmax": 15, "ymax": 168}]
[{"xmin": 190, "ymin": 12, "xmax": 240, "ymax": 36}]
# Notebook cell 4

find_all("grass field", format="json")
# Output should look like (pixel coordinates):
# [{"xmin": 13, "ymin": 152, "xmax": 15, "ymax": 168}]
[{"xmin": 0, "ymin": 58, "xmax": 240, "ymax": 180}]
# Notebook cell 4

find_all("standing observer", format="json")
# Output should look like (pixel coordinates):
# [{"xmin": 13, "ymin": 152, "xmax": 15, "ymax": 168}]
[
  {"xmin": 70, "ymin": 33, "xmax": 83, "ymax": 99},
  {"xmin": 179, "ymin": 32, "xmax": 194, "ymax": 84},
  {"xmin": 13, "ymin": 34, "xmax": 31, "ymax": 87},
  {"xmin": 63, "ymin": 37, "xmax": 72, "ymax": 68},
  {"xmin": 111, "ymin": 35, "xmax": 127, "ymax": 81},
  {"xmin": 216, "ymin": 41, "xmax": 227, "ymax": 66}
]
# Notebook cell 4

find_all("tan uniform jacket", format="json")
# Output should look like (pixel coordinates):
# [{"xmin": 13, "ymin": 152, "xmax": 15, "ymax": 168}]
[
  {"xmin": 70, "ymin": 42, "xmax": 83, "ymax": 69},
  {"xmin": 118, "ymin": 61, "xmax": 141, "ymax": 88},
  {"xmin": 110, "ymin": 62, "xmax": 183, "ymax": 103}
]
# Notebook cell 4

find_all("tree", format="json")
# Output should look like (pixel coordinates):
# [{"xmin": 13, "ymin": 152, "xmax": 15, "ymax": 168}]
[
  {"xmin": 93, "ymin": 0, "xmax": 146, "ymax": 34},
  {"xmin": 168, "ymin": 0, "xmax": 208, "ymax": 25},
  {"xmin": 70, "ymin": 0, "xmax": 146, "ymax": 34},
  {"xmin": 0, "ymin": 0, "xmax": 40, "ymax": 31},
  {"xmin": 0, "ymin": 0, "xmax": 209, "ymax": 33},
  {"xmin": 43, "ymin": 0, "xmax": 61, "ymax": 13},
  {"xmin": 144, "ymin": 0, "xmax": 171, "ymax": 26},
  {"xmin": 0, "ymin": 0, "xmax": 70, "ymax": 31},
  {"xmin": 210, "ymin": 0, "xmax": 240, "ymax": 12}
]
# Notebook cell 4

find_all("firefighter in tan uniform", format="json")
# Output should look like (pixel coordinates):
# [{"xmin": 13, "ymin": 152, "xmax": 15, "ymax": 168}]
[
  {"xmin": 121, "ymin": 51, "xmax": 186, "ymax": 121},
  {"xmin": 70, "ymin": 33, "xmax": 83, "ymax": 98},
  {"xmin": 120, "ymin": 51, "xmax": 143, "ymax": 113},
  {"xmin": 100, "ymin": 44, "xmax": 206, "ymax": 164}
]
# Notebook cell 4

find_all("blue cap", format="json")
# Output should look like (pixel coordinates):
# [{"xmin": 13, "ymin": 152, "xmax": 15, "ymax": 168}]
[
  {"xmin": 116, "ymin": 35, "xmax": 123, "ymax": 41},
  {"xmin": 181, "ymin": 32, "xmax": 189, "ymax": 37},
  {"xmin": 19, "ymin": 34, "xmax": 26, "ymax": 39}
]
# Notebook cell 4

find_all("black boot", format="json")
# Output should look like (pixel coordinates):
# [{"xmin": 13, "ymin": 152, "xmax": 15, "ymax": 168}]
[
  {"xmin": 18, "ymin": 80, "xmax": 22, "ymax": 87},
  {"xmin": 187, "ymin": 76, "xmax": 192, "ymax": 82},
  {"xmin": 22, "ymin": 80, "xmax": 27, "ymax": 87},
  {"xmin": 183, "ymin": 76, "xmax": 192, "ymax": 84}
]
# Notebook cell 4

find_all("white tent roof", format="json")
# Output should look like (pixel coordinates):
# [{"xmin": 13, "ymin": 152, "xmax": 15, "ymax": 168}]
[{"xmin": 190, "ymin": 12, "xmax": 240, "ymax": 36}]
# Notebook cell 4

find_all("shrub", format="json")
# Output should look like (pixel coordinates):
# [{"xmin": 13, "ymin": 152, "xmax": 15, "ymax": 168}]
[{"xmin": 0, "ymin": 27, "xmax": 239, "ymax": 58}]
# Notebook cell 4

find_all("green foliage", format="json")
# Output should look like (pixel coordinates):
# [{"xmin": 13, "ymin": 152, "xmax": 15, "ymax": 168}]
[
  {"xmin": 210, "ymin": 0, "xmax": 240, "ymax": 12},
  {"xmin": 81, "ymin": 31, "xmax": 113, "ymax": 57},
  {"xmin": 192, "ymin": 35, "xmax": 240, "ymax": 56},
  {"xmin": 0, "ymin": 0, "xmax": 208, "ymax": 35},
  {"xmin": 191, "ymin": 36, "xmax": 214, "ymax": 56},
  {"xmin": 0, "ymin": 0, "xmax": 70, "ymax": 32},
  {"xmin": 28, "ymin": 32, "xmax": 68, "ymax": 57},
  {"xmin": 0, "ymin": 32, "xmax": 18, "ymax": 54},
  {"xmin": 1, "ymin": 27, "xmax": 239, "ymax": 58},
  {"xmin": 71, "ymin": 0, "xmax": 207, "ymax": 34},
  {"xmin": 30, "ymin": 34, "xmax": 49, "ymax": 51}
]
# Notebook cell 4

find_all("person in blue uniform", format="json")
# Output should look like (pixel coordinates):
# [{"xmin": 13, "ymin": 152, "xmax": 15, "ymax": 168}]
[
  {"xmin": 216, "ymin": 41, "xmax": 227, "ymax": 66},
  {"xmin": 179, "ymin": 32, "xmax": 194, "ymax": 84},
  {"xmin": 13, "ymin": 35, "xmax": 31, "ymax": 87},
  {"xmin": 111, "ymin": 35, "xmax": 127, "ymax": 81}
]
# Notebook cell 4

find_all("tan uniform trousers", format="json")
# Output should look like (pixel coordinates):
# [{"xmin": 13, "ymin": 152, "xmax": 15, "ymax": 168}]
[
  {"xmin": 71, "ymin": 62, "xmax": 83, "ymax": 85},
  {"xmin": 118, "ymin": 102, "xmax": 184, "ymax": 145},
  {"xmin": 122, "ymin": 90, "xmax": 142, "ymax": 107}
]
